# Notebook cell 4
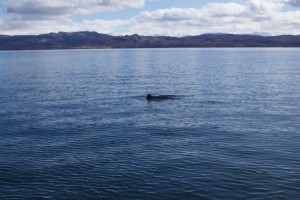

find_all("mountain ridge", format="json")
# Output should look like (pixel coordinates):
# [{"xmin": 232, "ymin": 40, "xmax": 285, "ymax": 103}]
[{"xmin": 1, "ymin": 31, "xmax": 300, "ymax": 50}]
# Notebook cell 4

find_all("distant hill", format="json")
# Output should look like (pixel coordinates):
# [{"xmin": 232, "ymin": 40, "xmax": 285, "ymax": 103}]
[{"xmin": 1, "ymin": 31, "xmax": 300, "ymax": 50}]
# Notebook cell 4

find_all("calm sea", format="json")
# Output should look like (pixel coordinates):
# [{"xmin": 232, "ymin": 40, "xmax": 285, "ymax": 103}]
[{"xmin": 0, "ymin": 48, "xmax": 300, "ymax": 199}]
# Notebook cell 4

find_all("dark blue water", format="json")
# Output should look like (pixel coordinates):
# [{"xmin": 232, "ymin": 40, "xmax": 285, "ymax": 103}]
[{"xmin": 0, "ymin": 48, "xmax": 300, "ymax": 199}]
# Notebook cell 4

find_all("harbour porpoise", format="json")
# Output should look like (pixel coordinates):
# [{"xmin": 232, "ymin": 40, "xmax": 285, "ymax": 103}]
[{"xmin": 146, "ymin": 93, "xmax": 169, "ymax": 100}]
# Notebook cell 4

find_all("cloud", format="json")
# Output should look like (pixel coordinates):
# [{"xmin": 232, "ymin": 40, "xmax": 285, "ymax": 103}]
[
  {"xmin": 0, "ymin": 0, "xmax": 141, "ymax": 35},
  {"xmin": 0, "ymin": 0, "xmax": 300, "ymax": 36},
  {"xmin": 283, "ymin": 0, "xmax": 300, "ymax": 7},
  {"xmin": 6, "ymin": 0, "xmax": 145, "ymax": 18},
  {"xmin": 0, "ymin": 15, "xmax": 129, "ymax": 35},
  {"xmin": 129, "ymin": 0, "xmax": 300, "ymax": 36},
  {"xmin": 130, "ymin": 8, "xmax": 255, "ymax": 36}
]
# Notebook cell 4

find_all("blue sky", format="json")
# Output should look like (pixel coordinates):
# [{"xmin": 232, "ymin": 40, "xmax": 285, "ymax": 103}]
[
  {"xmin": 72, "ymin": 0, "xmax": 237, "ymax": 20},
  {"xmin": 0, "ymin": 0, "xmax": 299, "ymax": 36}
]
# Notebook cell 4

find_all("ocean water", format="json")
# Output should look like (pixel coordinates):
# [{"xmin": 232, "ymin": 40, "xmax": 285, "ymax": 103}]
[{"xmin": 0, "ymin": 48, "xmax": 300, "ymax": 199}]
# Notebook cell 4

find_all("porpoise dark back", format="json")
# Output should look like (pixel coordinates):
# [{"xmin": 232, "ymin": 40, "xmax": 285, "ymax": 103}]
[{"xmin": 146, "ymin": 94, "xmax": 169, "ymax": 100}]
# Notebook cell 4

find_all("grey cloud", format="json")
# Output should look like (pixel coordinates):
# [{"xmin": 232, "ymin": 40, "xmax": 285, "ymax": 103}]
[
  {"xmin": 5, "ymin": 0, "xmax": 145, "ymax": 20},
  {"xmin": 158, "ymin": 13, "xmax": 188, "ymax": 22},
  {"xmin": 251, "ymin": 15, "xmax": 272, "ymax": 22},
  {"xmin": 134, "ymin": 8, "xmax": 195, "ymax": 23},
  {"xmin": 286, "ymin": 0, "xmax": 300, "ymax": 7},
  {"xmin": 7, "ymin": 3, "xmax": 71, "ymax": 18},
  {"xmin": 0, "ymin": 15, "xmax": 34, "ymax": 31},
  {"xmin": 6, "ymin": 1, "xmax": 72, "ymax": 16}
]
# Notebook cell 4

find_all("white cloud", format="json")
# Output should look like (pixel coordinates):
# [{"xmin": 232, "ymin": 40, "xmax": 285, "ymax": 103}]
[
  {"xmin": 128, "ymin": 0, "xmax": 300, "ymax": 36},
  {"xmin": 0, "ymin": 16, "xmax": 129, "ymax": 35},
  {"xmin": 0, "ymin": 0, "xmax": 300, "ymax": 36},
  {"xmin": 0, "ymin": 0, "xmax": 140, "ymax": 35}
]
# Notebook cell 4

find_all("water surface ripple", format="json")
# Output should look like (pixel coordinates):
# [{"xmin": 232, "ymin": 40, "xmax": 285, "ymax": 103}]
[{"xmin": 0, "ymin": 48, "xmax": 300, "ymax": 199}]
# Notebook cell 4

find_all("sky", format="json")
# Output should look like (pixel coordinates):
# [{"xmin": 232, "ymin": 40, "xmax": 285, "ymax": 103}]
[{"xmin": 0, "ymin": 0, "xmax": 299, "ymax": 36}]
